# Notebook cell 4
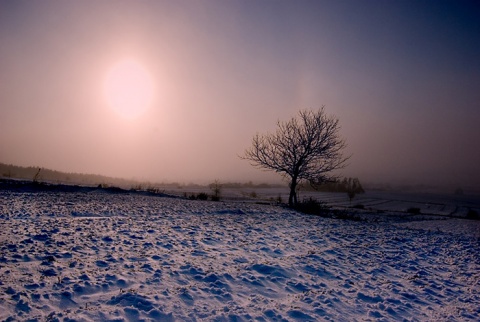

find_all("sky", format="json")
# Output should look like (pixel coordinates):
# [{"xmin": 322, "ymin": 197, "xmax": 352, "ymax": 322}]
[{"xmin": 1, "ymin": 0, "xmax": 479, "ymax": 189}]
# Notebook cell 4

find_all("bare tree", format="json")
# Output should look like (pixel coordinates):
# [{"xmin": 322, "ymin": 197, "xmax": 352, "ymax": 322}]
[
  {"xmin": 209, "ymin": 179, "xmax": 222, "ymax": 201},
  {"xmin": 345, "ymin": 177, "xmax": 364, "ymax": 203},
  {"xmin": 242, "ymin": 107, "xmax": 349, "ymax": 207},
  {"xmin": 33, "ymin": 168, "xmax": 42, "ymax": 184}
]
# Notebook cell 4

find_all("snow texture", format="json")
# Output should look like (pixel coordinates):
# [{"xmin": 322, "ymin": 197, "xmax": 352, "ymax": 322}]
[{"xmin": 0, "ymin": 190, "xmax": 479, "ymax": 321}]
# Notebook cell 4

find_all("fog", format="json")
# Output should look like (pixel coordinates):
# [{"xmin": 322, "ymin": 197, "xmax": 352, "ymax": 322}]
[{"xmin": 1, "ymin": 1, "xmax": 479, "ymax": 190}]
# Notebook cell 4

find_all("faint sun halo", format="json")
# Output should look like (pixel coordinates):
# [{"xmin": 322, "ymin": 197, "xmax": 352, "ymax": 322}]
[{"xmin": 103, "ymin": 59, "xmax": 154, "ymax": 118}]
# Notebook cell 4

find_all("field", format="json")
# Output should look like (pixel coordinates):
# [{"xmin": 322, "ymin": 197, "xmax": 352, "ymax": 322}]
[{"xmin": 0, "ymin": 187, "xmax": 479, "ymax": 321}]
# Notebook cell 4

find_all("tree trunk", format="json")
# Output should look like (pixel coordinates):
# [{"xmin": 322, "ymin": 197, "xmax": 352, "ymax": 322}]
[{"xmin": 288, "ymin": 176, "xmax": 298, "ymax": 207}]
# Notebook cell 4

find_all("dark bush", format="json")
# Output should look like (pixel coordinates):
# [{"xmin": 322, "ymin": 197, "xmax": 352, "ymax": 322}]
[
  {"xmin": 294, "ymin": 197, "xmax": 330, "ymax": 216},
  {"xmin": 146, "ymin": 187, "xmax": 163, "ymax": 194},
  {"xmin": 295, "ymin": 198, "xmax": 363, "ymax": 221},
  {"xmin": 196, "ymin": 192, "xmax": 209, "ymax": 200}
]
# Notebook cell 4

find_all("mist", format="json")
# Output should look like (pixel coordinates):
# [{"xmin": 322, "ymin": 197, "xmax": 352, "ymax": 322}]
[{"xmin": 1, "ymin": 0, "xmax": 479, "ymax": 190}]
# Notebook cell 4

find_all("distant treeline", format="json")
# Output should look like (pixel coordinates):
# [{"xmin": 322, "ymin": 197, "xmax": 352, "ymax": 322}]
[
  {"xmin": 299, "ymin": 177, "xmax": 365, "ymax": 194},
  {"xmin": 0, "ymin": 163, "xmax": 284, "ymax": 190},
  {"xmin": 0, "ymin": 162, "xmax": 364, "ymax": 193},
  {"xmin": 0, "ymin": 163, "xmax": 139, "ymax": 188}
]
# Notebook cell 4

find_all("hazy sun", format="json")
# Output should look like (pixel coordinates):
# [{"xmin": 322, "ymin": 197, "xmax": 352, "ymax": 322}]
[{"xmin": 103, "ymin": 59, "xmax": 154, "ymax": 118}]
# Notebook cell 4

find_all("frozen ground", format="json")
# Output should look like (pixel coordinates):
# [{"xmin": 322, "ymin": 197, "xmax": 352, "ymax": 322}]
[{"xmin": 0, "ymin": 189, "xmax": 479, "ymax": 321}]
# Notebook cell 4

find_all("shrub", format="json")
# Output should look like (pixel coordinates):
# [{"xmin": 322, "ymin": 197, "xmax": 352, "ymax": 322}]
[
  {"xmin": 295, "ymin": 197, "xmax": 363, "ymax": 221},
  {"xmin": 294, "ymin": 197, "xmax": 330, "ymax": 216},
  {"xmin": 187, "ymin": 193, "xmax": 197, "ymax": 200},
  {"xmin": 197, "ymin": 192, "xmax": 209, "ymax": 200},
  {"xmin": 146, "ymin": 187, "xmax": 163, "ymax": 194}
]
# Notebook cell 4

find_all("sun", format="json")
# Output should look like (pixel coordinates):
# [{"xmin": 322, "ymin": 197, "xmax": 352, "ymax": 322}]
[{"xmin": 103, "ymin": 59, "xmax": 154, "ymax": 118}]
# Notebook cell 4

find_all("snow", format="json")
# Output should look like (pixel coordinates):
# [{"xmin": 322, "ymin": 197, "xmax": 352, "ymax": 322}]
[{"xmin": 0, "ymin": 190, "xmax": 479, "ymax": 321}]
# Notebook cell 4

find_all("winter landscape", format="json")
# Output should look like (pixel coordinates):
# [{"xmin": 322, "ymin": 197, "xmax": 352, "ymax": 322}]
[
  {"xmin": 1, "ymin": 186, "xmax": 479, "ymax": 321},
  {"xmin": 2, "ymin": 1, "xmax": 480, "ymax": 321}
]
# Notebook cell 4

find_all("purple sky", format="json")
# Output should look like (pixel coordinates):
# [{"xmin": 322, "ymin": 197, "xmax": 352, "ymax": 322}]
[{"xmin": 1, "ymin": 0, "xmax": 479, "ymax": 189}]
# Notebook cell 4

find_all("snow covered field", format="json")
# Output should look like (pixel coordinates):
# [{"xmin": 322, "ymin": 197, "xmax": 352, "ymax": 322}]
[{"xmin": 1, "ymin": 189, "xmax": 479, "ymax": 321}]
